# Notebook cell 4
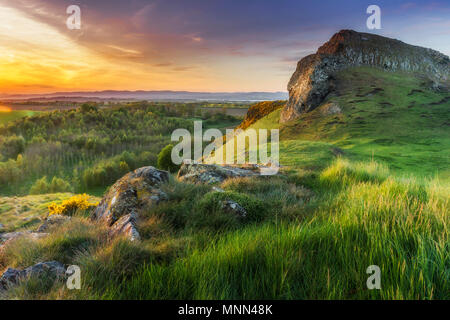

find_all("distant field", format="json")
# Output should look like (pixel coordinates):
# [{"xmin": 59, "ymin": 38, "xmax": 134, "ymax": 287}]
[
  {"xmin": 0, "ymin": 110, "xmax": 38, "ymax": 125},
  {"xmin": 200, "ymin": 106, "xmax": 248, "ymax": 117}
]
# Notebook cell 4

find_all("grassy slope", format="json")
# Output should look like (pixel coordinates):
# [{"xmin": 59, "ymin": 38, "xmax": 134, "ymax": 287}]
[
  {"xmin": 0, "ymin": 67, "xmax": 448, "ymax": 300},
  {"xmin": 0, "ymin": 193, "xmax": 101, "ymax": 232},
  {"xmin": 250, "ymin": 67, "xmax": 450, "ymax": 180}
]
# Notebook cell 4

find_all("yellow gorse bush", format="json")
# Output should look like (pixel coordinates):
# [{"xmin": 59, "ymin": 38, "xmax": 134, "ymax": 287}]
[{"xmin": 48, "ymin": 194, "xmax": 99, "ymax": 216}]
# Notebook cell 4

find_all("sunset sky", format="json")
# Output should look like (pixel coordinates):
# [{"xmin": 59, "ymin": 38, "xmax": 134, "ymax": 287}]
[{"xmin": 0, "ymin": 0, "xmax": 449, "ymax": 94}]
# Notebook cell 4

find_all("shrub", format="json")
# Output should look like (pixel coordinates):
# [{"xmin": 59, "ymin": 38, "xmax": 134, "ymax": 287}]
[
  {"xmin": 49, "ymin": 177, "xmax": 71, "ymax": 193},
  {"xmin": 192, "ymin": 191, "xmax": 269, "ymax": 230},
  {"xmin": 48, "ymin": 194, "xmax": 98, "ymax": 216},
  {"xmin": 0, "ymin": 135, "xmax": 25, "ymax": 160},
  {"xmin": 30, "ymin": 176, "xmax": 71, "ymax": 194},
  {"xmin": 29, "ymin": 176, "xmax": 50, "ymax": 194},
  {"xmin": 157, "ymin": 144, "xmax": 180, "ymax": 172}
]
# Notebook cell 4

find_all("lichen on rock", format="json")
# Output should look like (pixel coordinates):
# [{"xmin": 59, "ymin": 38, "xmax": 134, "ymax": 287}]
[
  {"xmin": 0, "ymin": 261, "xmax": 66, "ymax": 291},
  {"xmin": 91, "ymin": 166, "xmax": 169, "ymax": 241}
]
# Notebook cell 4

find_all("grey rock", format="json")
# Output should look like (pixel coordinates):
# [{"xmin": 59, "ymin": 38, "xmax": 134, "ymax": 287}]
[
  {"xmin": 92, "ymin": 166, "xmax": 169, "ymax": 226},
  {"xmin": 36, "ymin": 214, "xmax": 71, "ymax": 233},
  {"xmin": 212, "ymin": 186, "xmax": 225, "ymax": 193},
  {"xmin": 92, "ymin": 166, "xmax": 169, "ymax": 241},
  {"xmin": 221, "ymin": 200, "xmax": 247, "ymax": 219},
  {"xmin": 0, "ymin": 268, "xmax": 23, "ymax": 290},
  {"xmin": 281, "ymin": 29, "xmax": 450, "ymax": 122},
  {"xmin": 109, "ymin": 213, "xmax": 141, "ymax": 241},
  {"xmin": 177, "ymin": 163, "xmax": 257, "ymax": 184},
  {"xmin": 321, "ymin": 102, "xmax": 342, "ymax": 115},
  {"xmin": 0, "ymin": 231, "xmax": 48, "ymax": 246},
  {"xmin": 0, "ymin": 261, "xmax": 66, "ymax": 291}
]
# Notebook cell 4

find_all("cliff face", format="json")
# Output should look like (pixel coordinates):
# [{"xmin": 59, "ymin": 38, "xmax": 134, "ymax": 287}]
[{"xmin": 280, "ymin": 30, "xmax": 450, "ymax": 122}]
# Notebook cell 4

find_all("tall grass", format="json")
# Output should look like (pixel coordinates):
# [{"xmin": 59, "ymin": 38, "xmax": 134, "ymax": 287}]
[{"xmin": 2, "ymin": 159, "xmax": 448, "ymax": 299}]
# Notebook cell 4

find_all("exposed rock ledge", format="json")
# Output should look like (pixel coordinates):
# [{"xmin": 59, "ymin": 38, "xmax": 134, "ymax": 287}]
[
  {"xmin": 177, "ymin": 162, "xmax": 259, "ymax": 184},
  {"xmin": 91, "ymin": 166, "xmax": 169, "ymax": 241},
  {"xmin": 280, "ymin": 29, "xmax": 450, "ymax": 122},
  {"xmin": 0, "ymin": 261, "xmax": 66, "ymax": 291}
]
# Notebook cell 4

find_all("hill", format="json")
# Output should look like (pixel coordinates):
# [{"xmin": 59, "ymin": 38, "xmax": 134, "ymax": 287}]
[
  {"xmin": 0, "ymin": 31, "xmax": 448, "ymax": 300},
  {"xmin": 246, "ymin": 66, "xmax": 449, "ymax": 179},
  {"xmin": 281, "ymin": 29, "xmax": 449, "ymax": 122}
]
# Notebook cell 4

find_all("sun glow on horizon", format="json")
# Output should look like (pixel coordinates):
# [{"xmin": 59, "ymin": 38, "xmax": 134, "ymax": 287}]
[
  {"xmin": 0, "ymin": 105, "xmax": 12, "ymax": 112},
  {"xmin": 0, "ymin": 5, "xmax": 193, "ymax": 94},
  {"xmin": 0, "ymin": 4, "xmax": 289, "ymax": 94}
]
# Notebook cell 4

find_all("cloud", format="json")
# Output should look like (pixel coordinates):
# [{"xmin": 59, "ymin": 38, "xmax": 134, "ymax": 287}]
[{"xmin": 0, "ymin": 0, "xmax": 449, "ymax": 92}]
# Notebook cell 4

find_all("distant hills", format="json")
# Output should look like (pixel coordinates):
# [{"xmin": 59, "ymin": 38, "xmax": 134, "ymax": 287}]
[{"xmin": 0, "ymin": 90, "xmax": 288, "ymax": 102}]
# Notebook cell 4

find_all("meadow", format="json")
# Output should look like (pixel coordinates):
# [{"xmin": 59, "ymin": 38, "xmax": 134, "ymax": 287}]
[
  {"xmin": 0, "ymin": 67, "xmax": 448, "ymax": 299},
  {"xmin": 0, "ymin": 109, "xmax": 38, "ymax": 125}
]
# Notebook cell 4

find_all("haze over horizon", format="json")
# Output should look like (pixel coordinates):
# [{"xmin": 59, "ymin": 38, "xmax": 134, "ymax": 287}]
[{"xmin": 0, "ymin": 0, "xmax": 449, "ymax": 95}]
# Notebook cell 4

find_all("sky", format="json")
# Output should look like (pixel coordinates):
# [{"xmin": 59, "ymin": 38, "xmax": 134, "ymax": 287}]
[{"xmin": 0, "ymin": 0, "xmax": 449, "ymax": 94}]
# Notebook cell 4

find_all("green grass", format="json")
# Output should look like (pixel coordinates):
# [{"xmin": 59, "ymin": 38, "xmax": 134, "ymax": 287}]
[
  {"xmin": 0, "ymin": 193, "xmax": 101, "ymax": 232},
  {"xmin": 0, "ymin": 110, "xmax": 38, "ymax": 125},
  {"xmin": 2, "ymin": 160, "xmax": 446, "ymax": 299},
  {"xmin": 275, "ymin": 67, "xmax": 450, "ymax": 180},
  {"xmin": 0, "ymin": 67, "xmax": 448, "ymax": 300}
]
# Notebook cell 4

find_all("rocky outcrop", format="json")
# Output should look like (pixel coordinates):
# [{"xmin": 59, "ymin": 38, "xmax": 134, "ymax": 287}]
[
  {"xmin": 91, "ymin": 166, "xmax": 169, "ymax": 241},
  {"xmin": 109, "ymin": 213, "xmax": 141, "ymax": 241},
  {"xmin": 0, "ymin": 231, "xmax": 48, "ymax": 251},
  {"xmin": 36, "ymin": 215, "xmax": 71, "ymax": 233},
  {"xmin": 177, "ymin": 163, "xmax": 258, "ymax": 184},
  {"xmin": 0, "ymin": 261, "xmax": 66, "ymax": 291},
  {"xmin": 281, "ymin": 29, "xmax": 450, "ymax": 122}
]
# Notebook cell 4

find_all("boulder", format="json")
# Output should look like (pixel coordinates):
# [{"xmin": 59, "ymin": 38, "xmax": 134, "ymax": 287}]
[
  {"xmin": 0, "ymin": 261, "xmax": 66, "ymax": 291},
  {"xmin": 92, "ymin": 166, "xmax": 169, "ymax": 241},
  {"xmin": 0, "ymin": 268, "xmax": 22, "ymax": 290},
  {"xmin": 36, "ymin": 214, "xmax": 71, "ymax": 233},
  {"xmin": 281, "ymin": 29, "xmax": 449, "ymax": 122},
  {"xmin": 109, "ymin": 213, "xmax": 141, "ymax": 241},
  {"xmin": 321, "ymin": 102, "xmax": 342, "ymax": 115},
  {"xmin": 0, "ymin": 231, "xmax": 49, "ymax": 253},
  {"xmin": 0, "ymin": 231, "xmax": 48, "ymax": 248},
  {"xmin": 212, "ymin": 186, "xmax": 225, "ymax": 193},
  {"xmin": 221, "ymin": 200, "xmax": 247, "ymax": 219},
  {"xmin": 177, "ymin": 163, "xmax": 258, "ymax": 184},
  {"xmin": 92, "ymin": 166, "xmax": 169, "ymax": 226}
]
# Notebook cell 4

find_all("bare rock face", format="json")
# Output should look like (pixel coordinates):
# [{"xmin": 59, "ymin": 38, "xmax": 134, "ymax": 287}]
[
  {"xmin": 0, "ymin": 261, "xmax": 66, "ymax": 291},
  {"xmin": 109, "ymin": 213, "xmax": 141, "ymax": 241},
  {"xmin": 92, "ymin": 166, "xmax": 169, "ymax": 240},
  {"xmin": 177, "ymin": 163, "xmax": 258, "ymax": 184},
  {"xmin": 280, "ymin": 29, "xmax": 450, "ymax": 122}
]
